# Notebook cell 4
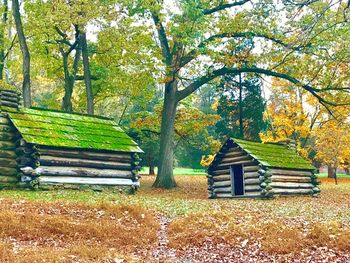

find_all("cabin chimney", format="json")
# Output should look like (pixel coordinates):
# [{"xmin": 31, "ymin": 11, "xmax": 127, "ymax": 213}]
[
  {"xmin": 0, "ymin": 89, "xmax": 20, "ymax": 109},
  {"xmin": 277, "ymin": 139, "xmax": 297, "ymax": 151}
]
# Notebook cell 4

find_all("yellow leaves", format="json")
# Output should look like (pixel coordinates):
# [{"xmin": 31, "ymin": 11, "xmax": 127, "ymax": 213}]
[
  {"xmin": 200, "ymin": 155, "xmax": 215, "ymax": 167},
  {"xmin": 298, "ymin": 148, "xmax": 309, "ymax": 160},
  {"xmin": 175, "ymin": 105, "xmax": 220, "ymax": 137},
  {"xmin": 315, "ymin": 121, "xmax": 350, "ymax": 169},
  {"xmin": 260, "ymin": 78, "xmax": 317, "ymax": 158},
  {"xmin": 211, "ymin": 99, "xmax": 219, "ymax": 111},
  {"xmin": 0, "ymin": 80, "xmax": 16, "ymax": 91},
  {"xmin": 130, "ymin": 102, "xmax": 220, "ymax": 147}
]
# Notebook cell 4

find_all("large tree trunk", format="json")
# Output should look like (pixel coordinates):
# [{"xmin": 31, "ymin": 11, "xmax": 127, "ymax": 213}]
[
  {"xmin": 61, "ymin": 44, "xmax": 81, "ymax": 112},
  {"xmin": 62, "ymin": 76, "xmax": 75, "ymax": 112},
  {"xmin": 147, "ymin": 152, "xmax": 156, "ymax": 175},
  {"xmin": 153, "ymin": 80, "xmax": 178, "ymax": 189},
  {"xmin": 62, "ymin": 53, "xmax": 73, "ymax": 112},
  {"xmin": 328, "ymin": 165, "xmax": 339, "ymax": 184},
  {"xmin": 12, "ymin": 0, "xmax": 31, "ymax": 107},
  {"xmin": 80, "ymin": 30, "xmax": 94, "ymax": 115},
  {"xmin": 0, "ymin": 0, "xmax": 8, "ymax": 80},
  {"xmin": 327, "ymin": 165, "xmax": 335, "ymax": 178},
  {"xmin": 149, "ymin": 163, "xmax": 155, "ymax": 175}
]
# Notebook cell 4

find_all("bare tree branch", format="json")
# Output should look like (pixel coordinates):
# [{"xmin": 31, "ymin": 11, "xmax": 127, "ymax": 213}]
[
  {"xmin": 203, "ymin": 0, "xmax": 250, "ymax": 15},
  {"xmin": 75, "ymin": 75, "xmax": 99, "ymax": 81},
  {"xmin": 180, "ymin": 31, "xmax": 310, "ymax": 67},
  {"xmin": 151, "ymin": 12, "xmax": 171, "ymax": 65},
  {"xmin": 54, "ymin": 25, "xmax": 80, "ymax": 55},
  {"xmin": 3, "ymin": 34, "xmax": 17, "ymax": 60},
  {"xmin": 282, "ymin": 0, "xmax": 319, "ymax": 7},
  {"xmin": 176, "ymin": 66, "xmax": 350, "ymax": 111}
]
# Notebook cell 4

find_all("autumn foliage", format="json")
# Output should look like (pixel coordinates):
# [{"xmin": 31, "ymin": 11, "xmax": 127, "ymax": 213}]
[{"xmin": 315, "ymin": 121, "xmax": 350, "ymax": 174}]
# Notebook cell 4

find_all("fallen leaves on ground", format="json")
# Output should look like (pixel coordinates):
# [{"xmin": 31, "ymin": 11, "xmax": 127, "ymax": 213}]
[
  {"xmin": 0, "ymin": 200, "xmax": 158, "ymax": 262},
  {"xmin": 0, "ymin": 176, "xmax": 350, "ymax": 262}
]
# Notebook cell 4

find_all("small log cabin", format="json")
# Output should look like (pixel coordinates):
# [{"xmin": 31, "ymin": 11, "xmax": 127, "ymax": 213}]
[
  {"xmin": 0, "ymin": 88, "xmax": 142, "ymax": 191},
  {"xmin": 207, "ymin": 138, "xmax": 320, "ymax": 198}
]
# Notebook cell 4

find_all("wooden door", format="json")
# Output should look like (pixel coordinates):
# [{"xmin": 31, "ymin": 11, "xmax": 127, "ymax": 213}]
[{"xmin": 230, "ymin": 164, "xmax": 244, "ymax": 196}]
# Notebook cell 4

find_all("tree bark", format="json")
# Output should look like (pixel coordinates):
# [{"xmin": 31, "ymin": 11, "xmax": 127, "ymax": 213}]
[
  {"xmin": 147, "ymin": 152, "xmax": 156, "ymax": 175},
  {"xmin": 80, "ymin": 30, "xmax": 94, "ymax": 115},
  {"xmin": 327, "ymin": 165, "xmax": 335, "ymax": 178},
  {"xmin": 149, "ymin": 164, "xmax": 155, "ymax": 175},
  {"xmin": 153, "ymin": 80, "xmax": 178, "ymax": 189},
  {"xmin": 238, "ymin": 73, "xmax": 244, "ymax": 138},
  {"xmin": 61, "ymin": 44, "xmax": 81, "ymax": 112},
  {"xmin": 61, "ymin": 52, "xmax": 73, "ymax": 112},
  {"xmin": 0, "ymin": 0, "xmax": 8, "ymax": 80},
  {"xmin": 12, "ymin": 0, "xmax": 31, "ymax": 107}
]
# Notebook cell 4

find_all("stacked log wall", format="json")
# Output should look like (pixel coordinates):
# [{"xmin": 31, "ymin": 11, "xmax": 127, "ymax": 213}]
[
  {"xmin": 20, "ymin": 146, "xmax": 141, "ymax": 191},
  {"xmin": 0, "ymin": 89, "xmax": 20, "ymax": 189},
  {"xmin": 262, "ymin": 168, "xmax": 320, "ymax": 197},
  {"xmin": 208, "ymin": 145, "xmax": 262, "ymax": 198}
]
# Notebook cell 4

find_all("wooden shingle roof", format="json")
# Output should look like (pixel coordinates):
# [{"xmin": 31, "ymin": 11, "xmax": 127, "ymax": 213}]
[
  {"xmin": 7, "ymin": 107, "xmax": 143, "ymax": 153},
  {"xmin": 211, "ymin": 138, "xmax": 315, "ymax": 170},
  {"xmin": 234, "ymin": 138, "xmax": 315, "ymax": 170}
]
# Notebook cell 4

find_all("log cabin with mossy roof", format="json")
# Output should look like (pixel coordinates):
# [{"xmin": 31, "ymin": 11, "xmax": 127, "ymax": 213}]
[
  {"xmin": 0, "ymin": 88, "xmax": 142, "ymax": 191},
  {"xmin": 207, "ymin": 138, "xmax": 320, "ymax": 199}
]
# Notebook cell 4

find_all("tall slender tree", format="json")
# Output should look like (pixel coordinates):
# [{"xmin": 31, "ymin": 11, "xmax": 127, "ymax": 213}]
[
  {"xmin": 80, "ymin": 29, "xmax": 94, "ymax": 115},
  {"xmin": 0, "ymin": 0, "xmax": 8, "ymax": 80},
  {"xmin": 57, "ymin": 26, "xmax": 81, "ymax": 112},
  {"xmin": 12, "ymin": 0, "xmax": 31, "ymax": 106}
]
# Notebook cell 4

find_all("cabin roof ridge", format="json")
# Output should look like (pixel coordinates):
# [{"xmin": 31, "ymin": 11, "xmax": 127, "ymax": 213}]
[{"xmin": 209, "ymin": 137, "xmax": 315, "ymax": 171}]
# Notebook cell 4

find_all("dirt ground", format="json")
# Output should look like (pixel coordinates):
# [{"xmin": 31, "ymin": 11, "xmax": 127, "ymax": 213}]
[{"xmin": 0, "ymin": 175, "xmax": 349, "ymax": 262}]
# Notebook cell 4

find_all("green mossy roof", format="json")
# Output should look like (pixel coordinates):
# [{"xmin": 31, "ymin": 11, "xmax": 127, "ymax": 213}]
[
  {"xmin": 7, "ymin": 107, "xmax": 143, "ymax": 153},
  {"xmin": 233, "ymin": 138, "xmax": 315, "ymax": 170}
]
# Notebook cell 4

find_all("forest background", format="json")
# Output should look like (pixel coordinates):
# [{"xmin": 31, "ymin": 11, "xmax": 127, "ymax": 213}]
[{"xmin": 2, "ymin": 0, "xmax": 350, "ymax": 188}]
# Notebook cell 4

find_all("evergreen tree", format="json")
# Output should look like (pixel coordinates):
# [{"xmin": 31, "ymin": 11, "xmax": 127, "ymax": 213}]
[{"xmin": 215, "ymin": 74, "xmax": 266, "ymax": 141}]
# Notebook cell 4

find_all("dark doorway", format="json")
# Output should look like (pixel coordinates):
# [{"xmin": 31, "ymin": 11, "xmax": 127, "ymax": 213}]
[{"xmin": 230, "ymin": 164, "xmax": 244, "ymax": 196}]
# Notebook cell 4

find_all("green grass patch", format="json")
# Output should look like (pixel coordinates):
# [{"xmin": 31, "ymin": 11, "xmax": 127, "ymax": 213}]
[
  {"xmin": 141, "ymin": 167, "xmax": 206, "ymax": 175},
  {"xmin": 317, "ymin": 173, "xmax": 350, "ymax": 178}
]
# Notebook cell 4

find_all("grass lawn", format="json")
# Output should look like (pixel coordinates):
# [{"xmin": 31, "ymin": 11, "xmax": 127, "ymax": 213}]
[
  {"xmin": 0, "ymin": 176, "xmax": 350, "ymax": 262},
  {"xmin": 317, "ymin": 172, "xmax": 350, "ymax": 178},
  {"xmin": 140, "ymin": 167, "xmax": 206, "ymax": 175}
]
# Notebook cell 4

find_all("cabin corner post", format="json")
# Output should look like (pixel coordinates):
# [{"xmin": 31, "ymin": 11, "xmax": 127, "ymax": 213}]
[
  {"xmin": 131, "ymin": 153, "xmax": 141, "ymax": 190},
  {"xmin": 311, "ymin": 170, "xmax": 320, "ymax": 197},
  {"xmin": 16, "ymin": 139, "xmax": 40, "ymax": 189},
  {"xmin": 258, "ymin": 166, "xmax": 273, "ymax": 198},
  {"xmin": 207, "ymin": 172, "xmax": 216, "ymax": 199}
]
